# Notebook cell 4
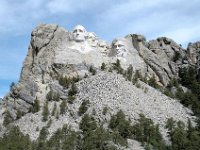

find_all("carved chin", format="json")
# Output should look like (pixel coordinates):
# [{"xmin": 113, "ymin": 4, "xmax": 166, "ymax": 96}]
[{"xmin": 74, "ymin": 36, "xmax": 85, "ymax": 42}]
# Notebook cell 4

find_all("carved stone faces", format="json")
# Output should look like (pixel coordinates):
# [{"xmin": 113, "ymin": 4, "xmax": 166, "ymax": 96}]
[
  {"xmin": 113, "ymin": 40, "xmax": 127, "ymax": 57},
  {"xmin": 73, "ymin": 25, "xmax": 87, "ymax": 42},
  {"xmin": 98, "ymin": 40, "xmax": 109, "ymax": 56},
  {"xmin": 87, "ymin": 32, "xmax": 98, "ymax": 47}
]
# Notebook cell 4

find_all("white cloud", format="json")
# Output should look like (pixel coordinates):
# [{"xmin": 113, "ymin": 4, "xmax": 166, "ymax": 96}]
[
  {"xmin": 0, "ymin": 0, "xmax": 102, "ymax": 35},
  {"xmin": 46, "ymin": 0, "xmax": 102, "ymax": 14},
  {"xmin": 1, "ymin": 0, "xmax": 200, "ymax": 98},
  {"xmin": 161, "ymin": 26, "xmax": 200, "ymax": 46},
  {"xmin": 95, "ymin": 0, "xmax": 200, "ymax": 45},
  {"xmin": 0, "ymin": 0, "xmax": 46, "ymax": 34}
]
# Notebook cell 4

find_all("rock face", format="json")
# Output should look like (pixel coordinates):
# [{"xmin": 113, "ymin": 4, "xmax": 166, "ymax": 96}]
[
  {"xmin": 187, "ymin": 41, "xmax": 200, "ymax": 68},
  {"xmin": 0, "ymin": 23, "xmax": 199, "ymax": 149}
]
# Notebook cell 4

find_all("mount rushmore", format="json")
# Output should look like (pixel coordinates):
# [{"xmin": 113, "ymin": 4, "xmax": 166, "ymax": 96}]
[{"xmin": 0, "ymin": 23, "xmax": 200, "ymax": 149}]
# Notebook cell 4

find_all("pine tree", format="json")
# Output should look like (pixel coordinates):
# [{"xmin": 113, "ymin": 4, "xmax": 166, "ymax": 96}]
[
  {"xmin": 16, "ymin": 110, "xmax": 22, "ymax": 119},
  {"xmin": 46, "ymin": 90, "xmax": 53, "ymax": 101},
  {"xmin": 3, "ymin": 110, "xmax": 13, "ymax": 126},
  {"xmin": 0, "ymin": 126, "xmax": 33, "ymax": 150},
  {"xmin": 60, "ymin": 100, "xmax": 67, "ymax": 115},
  {"xmin": 89, "ymin": 66, "xmax": 97, "ymax": 75},
  {"xmin": 101, "ymin": 62, "xmax": 106, "ymax": 70},
  {"xmin": 68, "ymin": 82, "xmax": 78, "ymax": 96},
  {"xmin": 32, "ymin": 99, "xmax": 40, "ymax": 113},
  {"xmin": 51, "ymin": 102, "xmax": 57, "ymax": 116},
  {"xmin": 113, "ymin": 59, "xmax": 123, "ymax": 74},
  {"xmin": 126, "ymin": 64, "xmax": 133, "ymax": 81},
  {"xmin": 42, "ymin": 101, "xmax": 49, "ymax": 122},
  {"xmin": 78, "ymin": 100, "xmax": 90, "ymax": 116}
]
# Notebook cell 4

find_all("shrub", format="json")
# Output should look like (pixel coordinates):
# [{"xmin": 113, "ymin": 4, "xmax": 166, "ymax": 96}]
[
  {"xmin": 132, "ymin": 70, "xmax": 142, "ymax": 84},
  {"xmin": 51, "ymin": 102, "xmax": 57, "ymax": 116},
  {"xmin": 103, "ymin": 106, "xmax": 108, "ymax": 115},
  {"xmin": 60, "ymin": 100, "xmax": 67, "ymax": 115},
  {"xmin": 32, "ymin": 99, "xmax": 40, "ymax": 113},
  {"xmin": 101, "ymin": 62, "xmax": 106, "ymax": 70},
  {"xmin": 3, "ymin": 110, "xmax": 13, "ymax": 126},
  {"xmin": 126, "ymin": 64, "xmax": 133, "ymax": 81},
  {"xmin": 78, "ymin": 100, "xmax": 90, "ymax": 116},
  {"xmin": 16, "ymin": 110, "xmax": 23, "ymax": 119},
  {"xmin": 79, "ymin": 114, "xmax": 97, "ymax": 133},
  {"xmin": 89, "ymin": 66, "xmax": 97, "ymax": 75},
  {"xmin": 46, "ymin": 91, "xmax": 60, "ymax": 101},
  {"xmin": 0, "ymin": 126, "xmax": 33, "ymax": 150},
  {"xmin": 58, "ymin": 76, "xmax": 71, "ymax": 88},
  {"xmin": 173, "ymin": 51, "xmax": 181, "ymax": 62},
  {"xmin": 68, "ymin": 95, "xmax": 75, "ymax": 104},
  {"xmin": 113, "ymin": 59, "xmax": 123, "ymax": 74},
  {"xmin": 42, "ymin": 101, "xmax": 49, "ymax": 122},
  {"xmin": 109, "ymin": 110, "xmax": 132, "ymax": 139},
  {"xmin": 148, "ymin": 75, "xmax": 160, "ymax": 89},
  {"xmin": 68, "ymin": 82, "xmax": 78, "ymax": 97}
]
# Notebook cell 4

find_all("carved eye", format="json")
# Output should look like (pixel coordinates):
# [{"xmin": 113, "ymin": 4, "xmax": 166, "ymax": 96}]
[
  {"xmin": 78, "ymin": 29, "xmax": 83, "ymax": 33},
  {"xmin": 73, "ymin": 29, "xmax": 77, "ymax": 33}
]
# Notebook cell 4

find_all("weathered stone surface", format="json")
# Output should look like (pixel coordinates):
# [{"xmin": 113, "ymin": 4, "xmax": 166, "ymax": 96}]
[
  {"xmin": 187, "ymin": 41, "xmax": 200, "ymax": 69},
  {"xmin": 0, "ymin": 23, "xmax": 199, "ymax": 149},
  {"xmin": 12, "ymin": 72, "xmax": 195, "ymax": 148},
  {"xmin": 131, "ymin": 35, "xmax": 187, "ymax": 85}
]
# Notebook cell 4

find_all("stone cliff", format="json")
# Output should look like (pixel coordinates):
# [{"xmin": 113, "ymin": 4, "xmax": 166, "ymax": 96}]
[{"xmin": 0, "ymin": 23, "xmax": 199, "ymax": 149}]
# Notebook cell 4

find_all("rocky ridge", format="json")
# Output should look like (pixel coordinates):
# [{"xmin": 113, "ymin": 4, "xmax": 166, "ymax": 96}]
[{"xmin": 0, "ymin": 23, "xmax": 199, "ymax": 149}]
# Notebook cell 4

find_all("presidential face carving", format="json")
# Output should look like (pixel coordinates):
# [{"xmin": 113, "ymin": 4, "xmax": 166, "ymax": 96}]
[
  {"xmin": 87, "ymin": 32, "xmax": 98, "ymax": 47},
  {"xmin": 98, "ymin": 40, "xmax": 109, "ymax": 56},
  {"xmin": 113, "ymin": 40, "xmax": 127, "ymax": 57},
  {"xmin": 73, "ymin": 25, "xmax": 87, "ymax": 42}
]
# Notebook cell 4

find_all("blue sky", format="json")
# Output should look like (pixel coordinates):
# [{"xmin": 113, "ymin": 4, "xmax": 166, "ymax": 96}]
[{"xmin": 0, "ymin": 0, "xmax": 200, "ymax": 98}]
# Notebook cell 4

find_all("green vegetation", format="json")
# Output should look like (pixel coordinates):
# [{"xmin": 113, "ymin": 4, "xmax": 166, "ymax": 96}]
[
  {"xmin": 46, "ymin": 90, "xmax": 60, "ymax": 101},
  {"xmin": 112, "ymin": 59, "xmax": 123, "ymax": 74},
  {"xmin": 51, "ymin": 102, "xmax": 57, "ymax": 116},
  {"xmin": 42, "ymin": 101, "xmax": 49, "ymax": 122},
  {"xmin": 89, "ymin": 65, "xmax": 97, "ymax": 75},
  {"xmin": 58, "ymin": 75, "xmax": 79, "ymax": 88},
  {"xmin": 102, "ymin": 106, "xmax": 108, "ymax": 115},
  {"xmin": 16, "ymin": 110, "xmax": 23, "ymax": 119},
  {"xmin": 101, "ymin": 62, "xmax": 106, "ymax": 70},
  {"xmin": 68, "ymin": 95, "xmax": 76, "ymax": 104},
  {"xmin": 31, "ymin": 99, "xmax": 40, "ymax": 113},
  {"xmin": 132, "ymin": 70, "xmax": 143, "ymax": 84},
  {"xmin": 78, "ymin": 100, "xmax": 90, "ymax": 116},
  {"xmin": 68, "ymin": 82, "xmax": 78, "ymax": 97},
  {"xmin": 60, "ymin": 100, "xmax": 67, "ymax": 115},
  {"xmin": 0, "ymin": 126, "xmax": 33, "ymax": 150},
  {"xmin": 165, "ymin": 118, "xmax": 200, "ymax": 150},
  {"xmin": 3, "ymin": 109, "xmax": 200, "ymax": 150},
  {"xmin": 126, "ymin": 64, "xmax": 133, "ymax": 81},
  {"xmin": 3, "ymin": 110, "xmax": 14, "ymax": 126},
  {"xmin": 164, "ymin": 66, "xmax": 200, "ymax": 119},
  {"xmin": 58, "ymin": 75, "xmax": 71, "ymax": 88},
  {"xmin": 109, "ymin": 111, "xmax": 166, "ymax": 149},
  {"xmin": 173, "ymin": 51, "xmax": 181, "ymax": 62},
  {"xmin": 10, "ymin": 82, "xmax": 15, "ymax": 91},
  {"xmin": 132, "ymin": 114, "xmax": 166, "ymax": 150},
  {"xmin": 147, "ymin": 75, "xmax": 160, "ymax": 89}
]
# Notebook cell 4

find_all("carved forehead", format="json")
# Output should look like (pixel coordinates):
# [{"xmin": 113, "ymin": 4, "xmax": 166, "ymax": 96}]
[
  {"xmin": 73, "ymin": 25, "xmax": 86, "ymax": 32},
  {"xmin": 88, "ymin": 32, "xmax": 96, "ymax": 38},
  {"xmin": 114, "ymin": 40, "xmax": 125, "ymax": 46},
  {"xmin": 99, "ymin": 41, "xmax": 107, "ymax": 46}
]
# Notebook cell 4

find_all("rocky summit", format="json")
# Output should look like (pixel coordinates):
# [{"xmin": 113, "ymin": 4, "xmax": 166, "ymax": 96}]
[{"xmin": 0, "ymin": 24, "xmax": 200, "ymax": 150}]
